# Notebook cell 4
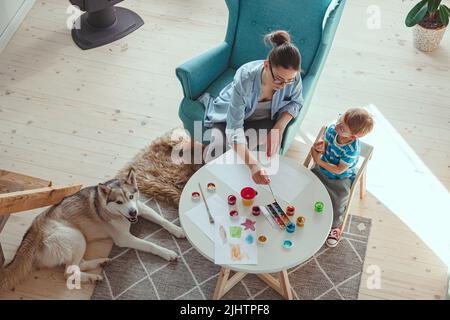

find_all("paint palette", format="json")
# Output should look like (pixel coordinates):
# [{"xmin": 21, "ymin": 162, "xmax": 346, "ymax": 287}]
[{"xmin": 263, "ymin": 201, "xmax": 292, "ymax": 230}]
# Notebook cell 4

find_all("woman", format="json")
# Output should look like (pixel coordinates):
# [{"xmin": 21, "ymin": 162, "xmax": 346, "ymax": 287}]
[{"xmin": 199, "ymin": 30, "xmax": 303, "ymax": 184}]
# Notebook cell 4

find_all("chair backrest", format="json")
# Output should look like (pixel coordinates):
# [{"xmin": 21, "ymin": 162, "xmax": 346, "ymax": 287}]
[
  {"xmin": 352, "ymin": 140, "xmax": 373, "ymax": 181},
  {"xmin": 226, "ymin": 0, "xmax": 333, "ymax": 76}
]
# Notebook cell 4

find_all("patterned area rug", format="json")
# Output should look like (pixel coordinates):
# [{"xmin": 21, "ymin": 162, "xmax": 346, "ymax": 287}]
[{"xmin": 92, "ymin": 199, "xmax": 371, "ymax": 300}]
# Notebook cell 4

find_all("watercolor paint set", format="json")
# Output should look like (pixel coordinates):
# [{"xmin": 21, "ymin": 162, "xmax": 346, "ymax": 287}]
[{"xmin": 260, "ymin": 201, "xmax": 292, "ymax": 230}]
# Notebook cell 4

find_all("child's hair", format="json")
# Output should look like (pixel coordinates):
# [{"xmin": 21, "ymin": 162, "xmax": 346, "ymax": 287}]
[
  {"xmin": 264, "ymin": 30, "xmax": 301, "ymax": 71},
  {"xmin": 343, "ymin": 108, "xmax": 374, "ymax": 136}
]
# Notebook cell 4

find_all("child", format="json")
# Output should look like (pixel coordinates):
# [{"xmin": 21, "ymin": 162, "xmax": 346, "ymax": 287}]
[{"xmin": 310, "ymin": 108, "xmax": 374, "ymax": 248}]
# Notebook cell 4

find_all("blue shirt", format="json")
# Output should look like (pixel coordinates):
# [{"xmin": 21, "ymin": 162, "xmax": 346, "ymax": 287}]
[
  {"xmin": 198, "ymin": 60, "xmax": 304, "ymax": 144},
  {"xmin": 320, "ymin": 124, "xmax": 360, "ymax": 180}
]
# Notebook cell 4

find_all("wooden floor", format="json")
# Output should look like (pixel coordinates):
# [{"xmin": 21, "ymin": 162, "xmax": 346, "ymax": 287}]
[{"xmin": 0, "ymin": 0, "xmax": 448, "ymax": 299}]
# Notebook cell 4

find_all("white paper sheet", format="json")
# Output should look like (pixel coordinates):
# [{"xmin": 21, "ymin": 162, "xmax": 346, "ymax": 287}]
[
  {"xmin": 214, "ymin": 215, "xmax": 257, "ymax": 265},
  {"xmin": 184, "ymin": 194, "xmax": 228, "ymax": 241},
  {"xmin": 205, "ymin": 150, "xmax": 259, "ymax": 195},
  {"xmin": 206, "ymin": 150, "xmax": 311, "ymax": 203},
  {"xmin": 260, "ymin": 160, "xmax": 311, "ymax": 203}
]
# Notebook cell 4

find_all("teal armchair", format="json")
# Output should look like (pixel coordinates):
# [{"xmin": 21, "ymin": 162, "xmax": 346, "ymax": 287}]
[{"xmin": 176, "ymin": 0, "xmax": 346, "ymax": 155}]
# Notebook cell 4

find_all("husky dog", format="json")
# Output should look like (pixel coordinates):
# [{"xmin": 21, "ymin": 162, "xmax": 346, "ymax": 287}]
[{"xmin": 0, "ymin": 169, "xmax": 184, "ymax": 290}]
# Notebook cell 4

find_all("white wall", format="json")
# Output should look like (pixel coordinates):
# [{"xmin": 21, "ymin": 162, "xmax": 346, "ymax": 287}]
[{"xmin": 0, "ymin": 0, "xmax": 35, "ymax": 52}]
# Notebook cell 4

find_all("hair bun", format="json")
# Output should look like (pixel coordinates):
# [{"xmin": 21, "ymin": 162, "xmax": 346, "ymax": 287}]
[{"xmin": 265, "ymin": 30, "xmax": 291, "ymax": 47}]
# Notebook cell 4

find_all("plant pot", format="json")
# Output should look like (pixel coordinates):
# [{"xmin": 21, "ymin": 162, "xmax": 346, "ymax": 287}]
[{"xmin": 413, "ymin": 24, "xmax": 447, "ymax": 52}]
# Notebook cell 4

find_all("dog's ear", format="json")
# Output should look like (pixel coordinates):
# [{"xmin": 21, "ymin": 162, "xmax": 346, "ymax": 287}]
[
  {"xmin": 97, "ymin": 183, "xmax": 111, "ymax": 198},
  {"xmin": 125, "ymin": 168, "xmax": 137, "ymax": 187}
]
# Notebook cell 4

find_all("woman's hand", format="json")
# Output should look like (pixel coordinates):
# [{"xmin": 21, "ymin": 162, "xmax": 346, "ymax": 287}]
[
  {"xmin": 266, "ymin": 112, "xmax": 293, "ymax": 157},
  {"xmin": 266, "ymin": 128, "xmax": 282, "ymax": 158},
  {"xmin": 249, "ymin": 164, "xmax": 270, "ymax": 185}
]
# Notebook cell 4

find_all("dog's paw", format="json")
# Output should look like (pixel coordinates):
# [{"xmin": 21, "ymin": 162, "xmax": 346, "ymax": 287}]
[
  {"xmin": 89, "ymin": 274, "xmax": 103, "ymax": 284},
  {"xmin": 161, "ymin": 249, "xmax": 179, "ymax": 262},
  {"xmin": 100, "ymin": 258, "xmax": 112, "ymax": 268},
  {"xmin": 171, "ymin": 227, "xmax": 186, "ymax": 239}
]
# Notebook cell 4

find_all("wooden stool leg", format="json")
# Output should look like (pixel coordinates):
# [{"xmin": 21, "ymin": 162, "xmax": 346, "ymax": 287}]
[
  {"xmin": 360, "ymin": 171, "xmax": 366, "ymax": 199},
  {"xmin": 279, "ymin": 270, "xmax": 293, "ymax": 300},
  {"xmin": 213, "ymin": 268, "xmax": 231, "ymax": 300}
]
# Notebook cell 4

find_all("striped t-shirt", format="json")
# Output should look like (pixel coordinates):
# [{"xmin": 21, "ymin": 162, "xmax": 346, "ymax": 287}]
[{"xmin": 319, "ymin": 124, "xmax": 360, "ymax": 180}]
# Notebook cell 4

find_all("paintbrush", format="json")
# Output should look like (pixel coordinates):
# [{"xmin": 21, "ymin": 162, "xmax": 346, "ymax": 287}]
[
  {"xmin": 268, "ymin": 182, "xmax": 277, "ymax": 203},
  {"xmin": 198, "ymin": 183, "xmax": 215, "ymax": 224}
]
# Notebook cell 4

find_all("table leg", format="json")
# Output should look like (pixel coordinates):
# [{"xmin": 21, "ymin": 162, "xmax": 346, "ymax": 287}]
[
  {"xmin": 257, "ymin": 270, "xmax": 293, "ymax": 300},
  {"xmin": 0, "ymin": 242, "xmax": 4, "ymax": 266},
  {"xmin": 213, "ymin": 268, "xmax": 247, "ymax": 300},
  {"xmin": 279, "ymin": 270, "xmax": 293, "ymax": 300},
  {"xmin": 213, "ymin": 268, "xmax": 230, "ymax": 300},
  {"xmin": 0, "ymin": 215, "xmax": 9, "ymax": 266}
]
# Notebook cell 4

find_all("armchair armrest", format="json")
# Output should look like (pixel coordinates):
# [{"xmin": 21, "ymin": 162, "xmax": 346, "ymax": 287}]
[
  {"xmin": 175, "ymin": 42, "xmax": 232, "ymax": 100},
  {"xmin": 280, "ymin": 75, "xmax": 316, "ymax": 154}
]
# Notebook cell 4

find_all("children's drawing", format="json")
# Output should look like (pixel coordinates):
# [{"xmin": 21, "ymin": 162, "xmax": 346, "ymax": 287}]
[
  {"xmin": 241, "ymin": 218, "xmax": 256, "ymax": 231},
  {"xmin": 219, "ymin": 225, "xmax": 227, "ymax": 244},
  {"xmin": 214, "ymin": 215, "xmax": 257, "ymax": 265},
  {"xmin": 229, "ymin": 226, "xmax": 242, "ymax": 238},
  {"xmin": 230, "ymin": 244, "xmax": 242, "ymax": 261}
]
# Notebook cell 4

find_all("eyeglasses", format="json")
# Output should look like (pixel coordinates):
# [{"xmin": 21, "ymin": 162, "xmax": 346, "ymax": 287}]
[{"xmin": 269, "ymin": 61, "xmax": 296, "ymax": 85}]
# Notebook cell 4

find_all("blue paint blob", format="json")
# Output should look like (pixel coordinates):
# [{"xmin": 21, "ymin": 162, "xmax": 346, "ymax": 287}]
[
  {"xmin": 283, "ymin": 240, "xmax": 293, "ymax": 249},
  {"xmin": 245, "ymin": 234, "xmax": 254, "ymax": 245},
  {"xmin": 286, "ymin": 222, "xmax": 296, "ymax": 233}
]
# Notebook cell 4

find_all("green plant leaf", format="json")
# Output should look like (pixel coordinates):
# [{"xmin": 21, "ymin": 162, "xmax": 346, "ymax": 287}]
[
  {"xmin": 428, "ymin": 0, "xmax": 441, "ymax": 13},
  {"xmin": 406, "ymin": 0, "xmax": 429, "ymax": 27},
  {"xmin": 443, "ymin": 4, "xmax": 450, "ymax": 16},
  {"xmin": 439, "ymin": 5, "xmax": 449, "ymax": 25}
]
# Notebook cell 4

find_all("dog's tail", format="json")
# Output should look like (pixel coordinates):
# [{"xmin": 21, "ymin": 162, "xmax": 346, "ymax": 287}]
[{"xmin": 0, "ymin": 221, "xmax": 43, "ymax": 291}]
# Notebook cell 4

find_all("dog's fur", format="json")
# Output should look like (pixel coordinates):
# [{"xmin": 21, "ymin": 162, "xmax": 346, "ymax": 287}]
[
  {"xmin": 0, "ymin": 170, "xmax": 184, "ymax": 291},
  {"xmin": 116, "ymin": 129, "xmax": 203, "ymax": 207}
]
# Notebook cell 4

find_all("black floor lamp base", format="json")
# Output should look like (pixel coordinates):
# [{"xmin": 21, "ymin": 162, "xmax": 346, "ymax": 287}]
[{"xmin": 71, "ymin": 6, "xmax": 144, "ymax": 50}]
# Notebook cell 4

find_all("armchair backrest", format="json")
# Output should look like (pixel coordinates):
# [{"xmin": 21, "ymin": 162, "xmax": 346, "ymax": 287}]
[{"xmin": 225, "ymin": 0, "xmax": 333, "ymax": 76}]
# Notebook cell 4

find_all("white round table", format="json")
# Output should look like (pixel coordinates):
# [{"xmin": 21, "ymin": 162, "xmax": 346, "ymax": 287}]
[{"xmin": 179, "ymin": 151, "xmax": 333, "ymax": 299}]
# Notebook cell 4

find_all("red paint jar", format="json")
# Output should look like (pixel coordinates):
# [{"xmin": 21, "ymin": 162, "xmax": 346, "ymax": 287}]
[
  {"xmin": 227, "ymin": 195, "xmax": 237, "ymax": 205},
  {"xmin": 241, "ymin": 187, "xmax": 257, "ymax": 206},
  {"xmin": 252, "ymin": 206, "xmax": 261, "ymax": 216}
]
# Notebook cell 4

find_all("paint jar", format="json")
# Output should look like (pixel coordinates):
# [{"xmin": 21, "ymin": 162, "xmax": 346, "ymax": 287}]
[
  {"xmin": 191, "ymin": 192, "xmax": 200, "ymax": 201},
  {"xmin": 229, "ymin": 210, "xmax": 239, "ymax": 219},
  {"xmin": 241, "ymin": 187, "xmax": 257, "ymax": 207},
  {"xmin": 314, "ymin": 201, "xmax": 324, "ymax": 213},
  {"xmin": 296, "ymin": 216, "xmax": 305, "ymax": 227},
  {"xmin": 286, "ymin": 205, "xmax": 295, "ymax": 216},
  {"xmin": 252, "ymin": 206, "xmax": 261, "ymax": 216},
  {"xmin": 286, "ymin": 222, "xmax": 296, "ymax": 233},
  {"xmin": 282, "ymin": 239, "xmax": 294, "ymax": 249},
  {"xmin": 207, "ymin": 182, "xmax": 216, "ymax": 192},
  {"xmin": 227, "ymin": 195, "xmax": 237, "ymax": 205},
  {"xmin": 257, "ymin": 235, "xmax": 267, "ymax": 245}
]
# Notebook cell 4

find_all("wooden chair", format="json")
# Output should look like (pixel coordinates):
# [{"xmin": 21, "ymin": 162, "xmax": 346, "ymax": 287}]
[
  {"xmin": 303, "ymin": 126, "xmax": 374, "ymax": 232},
  {"xmin": 0, "ymin": 169, "xmax": 82, "ymax": 265}
]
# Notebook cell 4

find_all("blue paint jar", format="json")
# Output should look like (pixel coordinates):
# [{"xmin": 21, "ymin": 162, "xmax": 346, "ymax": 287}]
[{"xmin": 286, "ymin": 222, "xmax": 296, "ymax": 233}]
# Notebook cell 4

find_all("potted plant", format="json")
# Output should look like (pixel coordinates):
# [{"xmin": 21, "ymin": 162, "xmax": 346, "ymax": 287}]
[{"xmin": 405, "ymin": 0, "xmax": 449, "ymax": 52}]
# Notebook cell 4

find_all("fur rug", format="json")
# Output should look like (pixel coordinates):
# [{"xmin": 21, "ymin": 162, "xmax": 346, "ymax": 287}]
[{"xmin": 116, "ymin": 129, "xmax": 203, "ymax": 207}]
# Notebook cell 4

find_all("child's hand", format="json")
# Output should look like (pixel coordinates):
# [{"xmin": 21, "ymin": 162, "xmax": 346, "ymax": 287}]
[
  {"xmin": 310, "ymin": 147, "xmax": 321, "ymax": 163},
  {"xmin": 313, "ymin": 140, "xmax": 325, "ymax": 153}
]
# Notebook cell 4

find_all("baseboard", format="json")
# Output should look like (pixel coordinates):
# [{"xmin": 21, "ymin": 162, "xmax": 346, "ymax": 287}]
[{"xmin": 0, "ymin": 0, "xmax": 35, "ymax": 53}]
